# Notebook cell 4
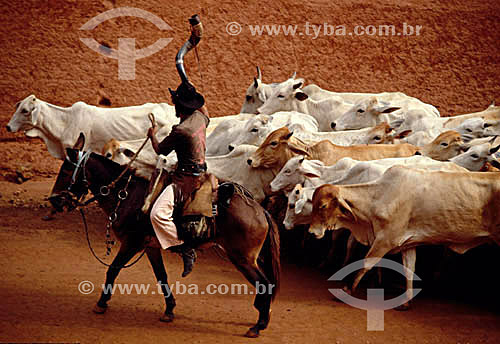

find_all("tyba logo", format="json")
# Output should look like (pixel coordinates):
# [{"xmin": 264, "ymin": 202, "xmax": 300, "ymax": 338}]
[
  {"xmin": 329, "ymin": 258, "xmax": 422, "ymax": 331},
  {"xmin": 80, "ymin": 7, "xmax": 173, "ymax": 80}
]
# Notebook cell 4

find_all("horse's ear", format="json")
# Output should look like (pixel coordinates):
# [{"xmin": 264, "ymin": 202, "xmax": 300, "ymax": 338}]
[
  {"xmin": 65, "ymin": 148, "xmax": 78, "ymax": 162},
  {"xmin": 73, "ymin": 132, "xmax": 85, "ymax": 150}
]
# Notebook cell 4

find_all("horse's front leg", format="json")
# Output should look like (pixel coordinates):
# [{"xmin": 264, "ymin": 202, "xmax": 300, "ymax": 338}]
[
  {"xmin": 93, "ymin": 239, "xmax": 143, "ymax": 314},
  {"xmin": 145, "ymin": 246, "xmax": 176, "ymax": 322}
]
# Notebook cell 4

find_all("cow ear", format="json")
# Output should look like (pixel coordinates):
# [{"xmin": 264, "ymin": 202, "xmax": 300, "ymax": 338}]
[
  {"xmin": 292, "ymin": 80, "xmax": 304, "ymax": 90},
  {"xmin": 381, "ymin": 107, "xmax": 401, "ymax": 114},
  {"xmin": 489, "ymin": 144, "xmax": 500, "ymax": 155},
  {"xmin": 289, "ymin": 145, "xmax": 309, "ymax": 157},
  {"xmin": 122, "ymin": 148, "xmax": 135, "ymax": 158},
  {"xmin": 295, "ymin": 198, "xmax": 306, "ymax": 214},
  {"xmin": 300, "ymin": 161, "xmax": 322, "ymax": 178},
  {"xmin": 31, "ymin": 101, "xmax": 41, "ymax": 126},
  {"xmin": 73, "ymin": 132, "xmax": 85, "ymax": 150},
  {"xmin": 395, "ymin": 130, "xmax": 412, "ymax": 139},
  {"xmin": 295, "ymin": 92, "xmax": 308, "ymax": 101},
  {"xmin": 257, "ymin": 90, "xmax": 267, "ymax": 103},
  {"xmin": 338, "ymin": 198, "xmax": 356, "ymax": 221},
  {"xmin": 390, "ymin": 118, "xmax": 404, "ymax": 129},
  {"xmin": 253, "ymin": 77, "xmax": 259, "ymax": 89},
  {"xmin": 284, "ymin": 131, "xmax": 294, "ymax": 140}
]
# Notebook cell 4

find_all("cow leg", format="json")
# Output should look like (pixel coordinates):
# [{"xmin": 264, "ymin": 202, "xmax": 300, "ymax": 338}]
[
  {"xmin": 351, "ymin": 240, "xmax": 391, "ymax": 293},
  {"xmin": 94, "ymin": 239, "xmax": 143, "ymax": 313},
  {"xmin": 320, "ymin": 229, "xmax": 344, "ymax": 268},
  {"xmin": 343, "ymin": 232, "xmax": 358, "ymax": 267},
  {"xmin": 145, "ymin": 247, "xmax": 176, "ymax": 322},
  {"xmin": 396, "ymin": 247, "xmax": 417, "ymax": 311}
]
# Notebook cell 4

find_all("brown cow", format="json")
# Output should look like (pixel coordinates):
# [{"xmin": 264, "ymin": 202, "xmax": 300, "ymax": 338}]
[
  {"xmin": 247, "ymin": 127, "xmax": 419, "ymax": 173},
  {"xmin": 418, "ymin": 130, "xmax": 466, "ymax": 161}
]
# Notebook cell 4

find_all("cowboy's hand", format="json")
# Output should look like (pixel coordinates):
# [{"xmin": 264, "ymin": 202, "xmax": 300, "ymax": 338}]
[{"xmin": 147, "ymin": 125, "xmax": 158, "ymax": 139}]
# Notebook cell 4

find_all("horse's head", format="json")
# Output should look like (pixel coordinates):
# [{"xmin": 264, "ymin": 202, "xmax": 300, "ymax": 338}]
[{"xmin": 49, "ymin": 133, "xmax": 91, "ymax": 211}]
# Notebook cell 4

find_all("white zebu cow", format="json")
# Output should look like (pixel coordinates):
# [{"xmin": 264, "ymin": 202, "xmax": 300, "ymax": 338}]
[
  {"xmin": 310, "ymin": 166, "xmax": 500, "ymax": 308},
  {"xmin": 240, "ymin": 67, "xmax": 296, "ymax": 114},
  {"xmin": 256, "ymin": 78, "xmax": 354, "ymax": 131},
  {"xmin": 208, "ymin": 112, "xmax": 319, "ymax": 156},
  {"xmin": 387, "ymin": 103, "xmax": 500, "ymax": 143},
  {"xmin": 331, "ymin": 96, "xmax": 440, "ymax": 131},
  {"xmin": 450, "ymin": 141, "xmax": 500, "ymax": 171},
  {"xmin": 6, "ymin": 95, "xmax": 178, "ymax": 159},
  {"xmin": 226, "ymin": 112, "xmax": 319, "ymax": 151}
]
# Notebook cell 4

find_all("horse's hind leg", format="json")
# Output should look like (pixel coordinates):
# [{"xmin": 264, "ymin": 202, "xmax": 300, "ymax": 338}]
[
  {"xmin": 145, "ymin": 247, "xmax": 176, "ymax": 322},
  {"xmin": 228, "ymin": 257, "xmax": 272, "ymax": 338},
  {"xmin": 94, "ymin": 240, "xmax": 143, "ymax": 314}
]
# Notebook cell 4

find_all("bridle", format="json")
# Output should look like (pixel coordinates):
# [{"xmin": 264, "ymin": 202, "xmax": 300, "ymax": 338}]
[{"xmin": 59, "ymin": 150, "xmax": 146, "ymax": 268}]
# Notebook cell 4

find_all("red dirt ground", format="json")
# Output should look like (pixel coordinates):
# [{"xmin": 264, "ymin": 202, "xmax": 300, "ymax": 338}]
[{"xmin": 1, "ymin": 0, "xmax": 500, "ymax": 342}]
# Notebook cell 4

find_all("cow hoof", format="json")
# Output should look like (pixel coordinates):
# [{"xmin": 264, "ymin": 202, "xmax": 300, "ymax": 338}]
[
  {"xmin": 93, "ymin": 304, "xmax": 107, "ymax": 314},
  {"xmin": 160, "ymin": 312, "xmax": 175, "ymax": 323},
  {"xmin": 395, "ymin": 303, "xmax": 410, "ymax": 311},
  {"xmin": 244, "ymin": 327, "xmax": 260, "ymax": 338}
]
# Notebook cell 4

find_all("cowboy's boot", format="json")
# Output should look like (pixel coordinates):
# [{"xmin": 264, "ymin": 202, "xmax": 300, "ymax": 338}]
[{"xmin": 170, "ymin": 243, "xmax": 197, "ymax": 277}]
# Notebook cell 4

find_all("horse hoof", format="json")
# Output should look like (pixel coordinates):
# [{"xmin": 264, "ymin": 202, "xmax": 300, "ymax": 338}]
[
  {"xmin": 244, "ymin": 328, "xmax": 260, "ymax": 338},
  {"xmin": 93, "ymin": 304, "xmax": 107, "ymax": 314},
  {"xmin": 395, "ymin": 303, "xmax": 411, "ymax": 311},
  {"xmin": 160, "ymin": 312, "xmax": 175, "ymax": 323}
]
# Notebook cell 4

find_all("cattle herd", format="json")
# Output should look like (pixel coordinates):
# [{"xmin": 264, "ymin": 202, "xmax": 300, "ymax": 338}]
[{"xmin": 6, "ymin": 67, "xmax": 500, "ymax": 309}]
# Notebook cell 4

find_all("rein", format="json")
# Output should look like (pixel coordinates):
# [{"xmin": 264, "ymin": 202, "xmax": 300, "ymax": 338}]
[
  {"xmin": 100, "ymin": 113, "xmax": 156, "ymax": 196},
  {"xmin": 80, "ymin": 207, "xmax": 147, "ymax": 269}
]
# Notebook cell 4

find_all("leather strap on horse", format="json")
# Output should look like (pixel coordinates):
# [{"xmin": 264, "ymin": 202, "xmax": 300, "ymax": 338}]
[{"xmin": 80, "ymin": 208, "xmax": 147, "ymax": 269}]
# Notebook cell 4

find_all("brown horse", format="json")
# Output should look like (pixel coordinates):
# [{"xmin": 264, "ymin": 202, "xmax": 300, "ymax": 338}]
[{"xmin": 49, "ymin": 134, "xmax": 280, "ymax": 338}]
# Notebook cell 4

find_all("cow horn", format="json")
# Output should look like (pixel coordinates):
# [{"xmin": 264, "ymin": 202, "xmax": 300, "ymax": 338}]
[{"xmin": 256, "ymin": 66, "xmax": 262, "ymax": 80}]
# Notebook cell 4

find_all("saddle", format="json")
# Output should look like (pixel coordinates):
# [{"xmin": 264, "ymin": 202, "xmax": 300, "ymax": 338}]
[{"xmin": 142, "ymin": 164, "xmax": 218, "ymax": 243}]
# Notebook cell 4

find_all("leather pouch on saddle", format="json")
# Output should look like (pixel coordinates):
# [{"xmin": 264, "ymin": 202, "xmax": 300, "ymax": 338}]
[{"xmin": 142, "ymin": 162, "xmax": 218, "ymax": 243}]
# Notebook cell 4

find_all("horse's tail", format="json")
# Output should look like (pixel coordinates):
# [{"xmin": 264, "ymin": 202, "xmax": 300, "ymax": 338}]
[{"xmin": 261, "ymin": 209, "xmax": 281, "ymax": 301}]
